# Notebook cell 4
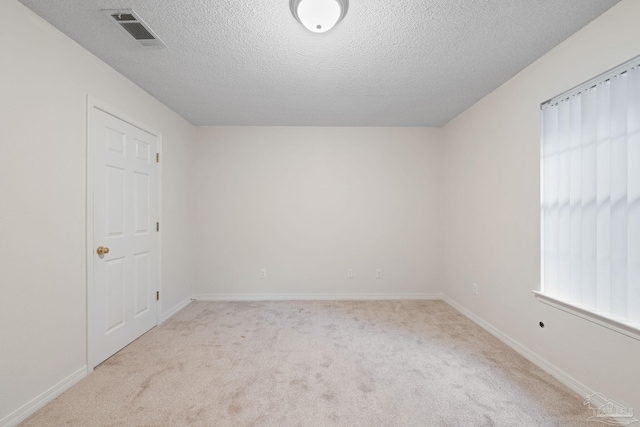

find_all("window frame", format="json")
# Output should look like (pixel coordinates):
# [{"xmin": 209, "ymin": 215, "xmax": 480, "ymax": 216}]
[{"xmin": 537, "ymin": 54, "xmax": 640, "ymax": 341}]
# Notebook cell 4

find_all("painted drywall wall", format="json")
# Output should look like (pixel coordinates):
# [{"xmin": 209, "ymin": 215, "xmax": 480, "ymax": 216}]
[
  {"xmin": 441, "ymin": 0, "xmax": 640, "ymax": 412},
  {"xmin": 0, "ymin": 0, "xmax": 195, "ymax": 423},
  {"xmin": 194, "ymin": 127, "xmax": 442, "ymax": 298}
]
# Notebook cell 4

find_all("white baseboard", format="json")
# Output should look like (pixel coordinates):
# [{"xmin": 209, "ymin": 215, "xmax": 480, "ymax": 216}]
[
  {"xmin": 192, "ymin": 293, "xmax": 443, "ymax": 301},
  {"xmin": 0, "ymin": 366, "xmax": 87, "ymax": 427},
  {"xmin": 441, "ymin": 295, "xmax": 594, "ymax": 399},
  {"xmin": 442, "ymin": 296, "xmax": 640, "ymax": 425},
  {"xmin": 160, "ymin": 297, "xmax": 192, "ymax": 324}
]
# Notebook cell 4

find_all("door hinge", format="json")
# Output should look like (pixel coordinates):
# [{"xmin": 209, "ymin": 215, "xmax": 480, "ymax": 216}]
[
  {"xmin": 156, "ymin": 291, "xmax": 160, "ymax": 301},
  {"xmin": 156, "ymin": 222, "xmax": 159, "ymax": 232},
  {"xmin": 156, "ymin": 152, "xmax": 160, "ymax": 163}
]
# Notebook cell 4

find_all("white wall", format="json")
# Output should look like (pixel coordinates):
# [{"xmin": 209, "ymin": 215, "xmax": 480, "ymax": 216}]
[
  {"xmin": 0, "ymin": 0, "xmax": 195, "ymax": 423},
  {"xmin": 194, "ymin": 127, "xmax": 442, "ymax": 298},
  {"xmin": 441, "ymin": 0, "xmax": 640, "ymax": 412}
]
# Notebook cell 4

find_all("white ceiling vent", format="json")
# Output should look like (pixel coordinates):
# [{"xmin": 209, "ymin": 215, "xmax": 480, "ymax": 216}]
[{"xmin": 102, "ymin": 9, "xmax": 166, "ymax": 49}]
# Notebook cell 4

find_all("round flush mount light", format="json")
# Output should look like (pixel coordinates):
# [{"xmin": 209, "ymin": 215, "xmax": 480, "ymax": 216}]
[{"xmin": 290, "ymin": 0, "xmax": 348, "ymax": 33}]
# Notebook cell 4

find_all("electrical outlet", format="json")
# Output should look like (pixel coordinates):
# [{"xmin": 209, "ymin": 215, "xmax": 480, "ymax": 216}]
[
  {"xmin": 376, "ymin": 269, "xmax": 382, "ymax": 279},
  {"xmin": 347, "ymin": 269, "xmax": 354, "ymax": 279},
  {"xmin": 260, "ymin": 268, "xmax": 267, "ymax": 279},
  {"xmin": 472, "ymin": 283, "xmax": 478, "ymax": 295}
]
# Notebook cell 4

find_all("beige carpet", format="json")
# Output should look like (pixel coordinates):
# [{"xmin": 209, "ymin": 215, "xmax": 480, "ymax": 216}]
[{"xmin": 22, "ymin": 300, "xmax": 592, "ymax": 426}]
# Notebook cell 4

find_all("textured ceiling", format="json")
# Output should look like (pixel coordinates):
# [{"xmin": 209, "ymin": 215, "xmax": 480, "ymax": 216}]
[{"xmin": 18, "ymin": 0, "xmax": 619, "ymax": 126}]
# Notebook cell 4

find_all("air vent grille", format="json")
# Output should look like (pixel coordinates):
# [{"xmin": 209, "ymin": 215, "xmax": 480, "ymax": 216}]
[
  {"xmin": 120, "ymin": 22, "xmax": 155, "ymax": 40},
  {"xmin": 102, "ymin": 9, "xmax": 166, "ymax": 49},
  {"xmin": 112, "ymin": 13, "xmax": 136, "ymax": 22}
]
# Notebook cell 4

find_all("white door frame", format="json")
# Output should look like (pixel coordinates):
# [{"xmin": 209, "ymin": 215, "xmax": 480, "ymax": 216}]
[{"xmin": 86, "ymin": 96, "xmax": 163, "ymax": 373}]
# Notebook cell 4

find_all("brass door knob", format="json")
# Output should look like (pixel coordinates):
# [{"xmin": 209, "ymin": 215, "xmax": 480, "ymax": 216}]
[{"xmin": 97, "ymin": 246, "xmax": 110, "ymax": 255}]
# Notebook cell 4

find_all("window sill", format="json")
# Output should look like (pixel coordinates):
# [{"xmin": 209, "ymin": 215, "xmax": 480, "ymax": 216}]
[{"xmin": 532, "ymin": 291, "xmax": 640, "ymax": 341}]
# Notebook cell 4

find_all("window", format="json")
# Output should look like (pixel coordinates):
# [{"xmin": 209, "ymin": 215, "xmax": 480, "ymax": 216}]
[{"xmin": 538, "ymin": 55, "xmax": 640, "ymax": 335}]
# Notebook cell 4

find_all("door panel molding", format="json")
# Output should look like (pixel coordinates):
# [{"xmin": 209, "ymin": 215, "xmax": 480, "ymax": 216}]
[{"xmin": 86, "ymin": 96, "xmax": 162, "ymax": 372}]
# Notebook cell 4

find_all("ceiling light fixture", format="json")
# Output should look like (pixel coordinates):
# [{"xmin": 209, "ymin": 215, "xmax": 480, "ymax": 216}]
[{"xmin": 290, "ymin": 0, "xmax": 348, "ymax": 33}]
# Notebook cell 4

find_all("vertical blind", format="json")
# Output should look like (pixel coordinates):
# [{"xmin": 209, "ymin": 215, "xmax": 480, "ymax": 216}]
[{"xmin": 541, "ymin": 57, "xmax": 640, "ymax": 325}]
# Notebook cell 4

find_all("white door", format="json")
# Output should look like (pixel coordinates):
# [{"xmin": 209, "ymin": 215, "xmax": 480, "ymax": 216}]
[{"xmin": 92, "ymin": 107, "xmax": 158, "ymax": 366}]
